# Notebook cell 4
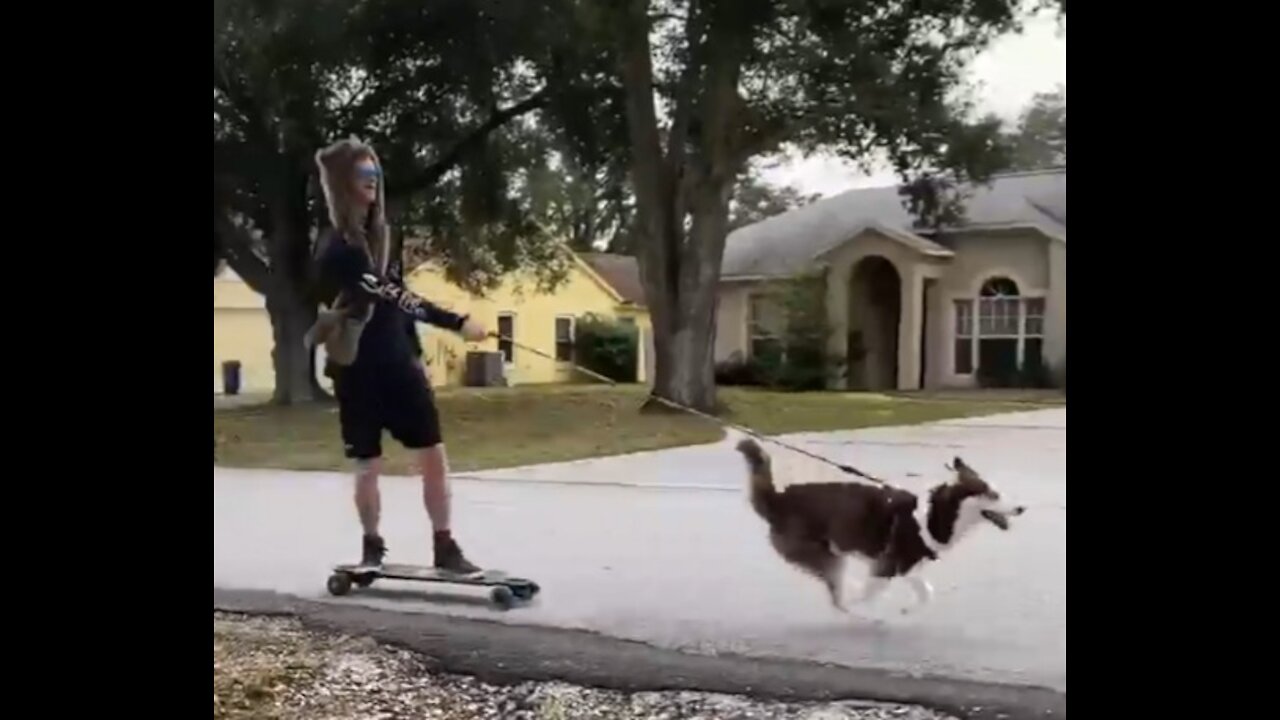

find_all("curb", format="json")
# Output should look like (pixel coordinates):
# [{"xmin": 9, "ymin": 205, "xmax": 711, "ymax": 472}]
[{"xmin": 214, "ymin": 588, "xmax": 1065, "ymax": 720}]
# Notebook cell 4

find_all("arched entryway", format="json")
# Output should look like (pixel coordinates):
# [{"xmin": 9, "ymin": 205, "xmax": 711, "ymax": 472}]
[{"xmin": 846, "ymin": 256, "xmax": 901, "ymax": 390}]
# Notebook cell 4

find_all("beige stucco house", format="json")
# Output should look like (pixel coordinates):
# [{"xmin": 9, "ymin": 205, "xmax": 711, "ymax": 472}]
[{"xmin": 715, "ymin": 167, "xmax": 1066, "ymax": 390}]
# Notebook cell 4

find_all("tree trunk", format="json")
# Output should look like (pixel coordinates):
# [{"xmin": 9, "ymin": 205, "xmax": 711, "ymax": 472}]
[
  {"xmin": 266, "ymin": 274, "xmax": 324, "ymax": 405},
  {"xmin": 647, "ymin": 302, "xmax": 718, "ymax": 411},
  {"xmin": 647, "ymin": 180, "xmax": 735, "ymax": 411},
  {"xmin": 617, "ymin": 0, "xmax": 741, "ymax": 414},
  {"xmin": 265, "ymin": 184, "xmax": 327, "ymax": 405}
]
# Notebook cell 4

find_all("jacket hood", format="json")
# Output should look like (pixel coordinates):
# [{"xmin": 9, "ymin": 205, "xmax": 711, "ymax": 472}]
[{"xmin": 315, "ymin": 136, "xmax": 389, "ymax": 275}]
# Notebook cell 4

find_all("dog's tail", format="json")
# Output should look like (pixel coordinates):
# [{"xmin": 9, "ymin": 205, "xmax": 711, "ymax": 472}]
[{"xmin": 736, "ymin": 438, "xmax": 779, "ymax": 523}]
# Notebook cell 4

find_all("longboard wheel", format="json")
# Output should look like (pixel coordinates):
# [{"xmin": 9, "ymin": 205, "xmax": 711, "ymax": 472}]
[
  {"xmin": 512, "ymin": 583, "xmax": 537, "ymax": 601},
  {"xmin": 490, "ymin": 585, "xmax": 515, "ymax": 609},
  {"xmin": 327, "ymin": 572, "xmax": 353, "ymax": 597}
]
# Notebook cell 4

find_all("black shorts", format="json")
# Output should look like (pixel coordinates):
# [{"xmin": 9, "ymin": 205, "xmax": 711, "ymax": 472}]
[{"xmin": 332, "ymin": 363, "xmax": 442, "ymax": 460}]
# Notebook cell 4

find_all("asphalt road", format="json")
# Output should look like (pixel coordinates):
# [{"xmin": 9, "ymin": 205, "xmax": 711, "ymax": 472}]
[{"xmin": 214, "ymin": 409, "xmax": 1065, "ymax": 716}]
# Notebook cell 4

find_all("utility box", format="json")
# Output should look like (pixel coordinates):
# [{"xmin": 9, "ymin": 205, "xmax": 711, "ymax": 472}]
[{"xmin": 464, "ymin": 351, "xmax": 506, "ymax": 387}]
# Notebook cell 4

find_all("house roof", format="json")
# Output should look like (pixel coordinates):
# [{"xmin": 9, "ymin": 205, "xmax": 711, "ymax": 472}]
[
  {"xmin": 580, "ymin": 252, "xmax": 646, "ymax": 305},
  {"xmin": 722, "ymin": 167, "xmax": 1067, "ymax": 279},
  {"xmin": 812, "ymin": 222, "xmax": 955, "ymax": 261}
]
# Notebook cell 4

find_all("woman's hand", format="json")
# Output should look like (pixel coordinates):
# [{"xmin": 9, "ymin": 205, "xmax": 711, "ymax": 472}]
[{"xmin": 460, "ymin": 317, "xmax": 488, "ymax": 342}]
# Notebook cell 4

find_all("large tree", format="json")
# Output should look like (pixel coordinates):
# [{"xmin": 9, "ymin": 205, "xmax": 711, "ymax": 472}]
[
  {"xmin": 523, "ymin": 149, "xmax": 634, "ymax": 253},
  {"xmin": 522, "ymin": 157, "xmax": 822, "ymax": 253},
  {"xmin": 213, "ymin": 0, "xmax": 565, "ymax": 404},
  {"xmin": 728, "ymin": 172, "xmax": 820, "ymax": 231},
  {"xmin": 1004, "ymin": 84, "xmax": 1066, "ymax": 171},
  {"xmin": 554, "ymin": 0, "xmax": 1061, "ymax": 411}
]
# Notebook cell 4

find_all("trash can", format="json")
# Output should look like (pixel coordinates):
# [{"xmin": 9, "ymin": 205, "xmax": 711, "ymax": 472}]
[{"xmin": 222, "ymin": 360, "xmax": 242, "ymax": 396}]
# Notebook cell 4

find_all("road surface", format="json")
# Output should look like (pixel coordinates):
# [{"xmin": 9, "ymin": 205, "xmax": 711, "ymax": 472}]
[{"xmin": 214, "ymin": 409, "xmax": 1065, "ymax": 700}]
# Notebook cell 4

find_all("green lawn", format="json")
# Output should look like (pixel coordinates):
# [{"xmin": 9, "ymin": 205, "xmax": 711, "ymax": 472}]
[{"xmin": 214, "ymin": 385, "xmax": 1052, "ymax": 474}]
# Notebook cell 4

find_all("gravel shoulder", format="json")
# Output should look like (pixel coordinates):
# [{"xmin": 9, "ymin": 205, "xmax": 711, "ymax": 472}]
[
  {"xmin": 214, "ymin": 589, "xmax": 1065, "ymax": 720},
  {"xmin": 215, "ymin": 612, "xmax": 961, "ymax": 720}
]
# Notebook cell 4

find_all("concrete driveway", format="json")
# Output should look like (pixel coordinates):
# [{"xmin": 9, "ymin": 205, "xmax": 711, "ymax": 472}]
[{"xmin": 214, "ymin": 409, "xmax": 1065, "ymax": 694}]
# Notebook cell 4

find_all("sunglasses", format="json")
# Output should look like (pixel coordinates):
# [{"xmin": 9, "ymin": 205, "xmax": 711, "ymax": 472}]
[{"xmin": 356, "ymin": 165, "xmax": 382, "ymax": 181}]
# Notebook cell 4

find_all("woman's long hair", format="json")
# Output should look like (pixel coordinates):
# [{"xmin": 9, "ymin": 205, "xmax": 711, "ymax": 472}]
[{"xmin": 314, "ymin": 137, "xmax": 390, "ymax": 275}]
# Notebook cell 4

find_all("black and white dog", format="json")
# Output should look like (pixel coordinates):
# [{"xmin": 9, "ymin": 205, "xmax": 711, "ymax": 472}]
[{"xmin": 736, "ymin": 438, "xmax": 1025, "ymax": 613}]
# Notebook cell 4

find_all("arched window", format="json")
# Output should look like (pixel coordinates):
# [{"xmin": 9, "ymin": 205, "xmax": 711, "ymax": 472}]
[
  {"xmin": 953, "ymin": 276, "xmax": 1046, "ymax": 382},
  {"xmin": 980, "ymin": 277, "xmax": 1020, "ymax": 297},
  {"xmin": 979, "ymin": 277, "xmax": 1021, "ymax": 336}
]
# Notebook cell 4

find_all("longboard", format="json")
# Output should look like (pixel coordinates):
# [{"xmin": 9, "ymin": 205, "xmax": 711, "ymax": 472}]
[{"xmin": 327, "ymin": 563, "xmax": 540, "ymax": 609}]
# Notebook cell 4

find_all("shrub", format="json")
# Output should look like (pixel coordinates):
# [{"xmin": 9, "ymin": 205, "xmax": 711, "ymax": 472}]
[
  {"xmin": 1018, "ymin": 353, "xmax": 1054, "ymax": 389},
  {"xmin": 573, "ymin": 314, "xmax": 639, "ymax": 383},
  {"xmin": 977, "ymin": 352, "xmax": 1056, "ymax": 390},
  {"xmin": 725, "ymin": 275, "xmax": 845, "ymax": 392},
  {"xmin": 772, "ymin": 276, "xmax": 839, "ymax": 391},
  {"xmin": 715, "ymin": 354, "xmax": 766, "ymax": 386}
]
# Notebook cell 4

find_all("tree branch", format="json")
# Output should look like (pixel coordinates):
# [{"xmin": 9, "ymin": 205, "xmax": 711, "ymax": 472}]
[
  {"xmin": 666, "ymin": 4, "xmax": 708, "ymax": 172},
  {"xmin": 388, "ymin": 89, "xmax": 549, "ymax": 200},
  {"xmin": 341, "ymin": 78, "xmax": 449, "ymax": 138},
  {"xmin": 734, "ymin": 117, "xmax": 791, "ymax": 168},
  {"xmin": 214, "ymin": 208, "xmax": 271, "ymax": 294},
  {"xmin": 618, "ymin": 0, "xmax": 677, "ymax": 308}
]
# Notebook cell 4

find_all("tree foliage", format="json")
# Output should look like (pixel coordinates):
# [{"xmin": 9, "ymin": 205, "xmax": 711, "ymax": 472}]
[
  {"xmin": 728, "ymin": 172, "xmax": 820, "ymax": 231},
  {"xmin": 1003, "ymin": 84, "xmax": 1066, "ymax": 171},
  {"xmin": 213, "ymin": 0, "xmax": 581, "ymax": 402},
  {"xmin": 523, "ymin": 142, "xmax": 634, "ymax": 253},
  {"xmin": 213, "ymin": 0, "xmax": 573, "ymax": 291}
]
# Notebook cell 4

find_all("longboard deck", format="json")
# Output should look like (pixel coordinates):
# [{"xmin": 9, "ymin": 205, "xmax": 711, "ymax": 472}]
[
  {"xmin": 335, "ymin": 563, "xmax": 526, "ymax": 586},
  {"xmin": 326, "ymin": 562, "xmax": 540, "ymax": 608}
]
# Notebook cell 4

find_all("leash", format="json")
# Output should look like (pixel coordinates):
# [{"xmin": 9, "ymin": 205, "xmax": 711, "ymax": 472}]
[{"xmin": 486, "ymin": 332, "xmax": 892, "ymax": 486}]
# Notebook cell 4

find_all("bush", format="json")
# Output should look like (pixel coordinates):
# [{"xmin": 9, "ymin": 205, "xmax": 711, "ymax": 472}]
[
  {"xmin": 718, "ymin": 275, "xmax": 844, "ymax": 392},
  {"xmin": 977, "ymin": 353, "xmax": 1056, "ymax": 390},
  {"xmin": 1018, "ymin": 353, "xmax": 1054, "ymax": 389},
  {"xmin": 772, "ymin": 342, "xmax": 830, "ymax": 391},
  {"xmin": 573, "ymin": 314, "xmax": 639, "ymax": 383},
  {"xmin": 977, "ymin": 363, "xmax": 1010, "ymax": 389},
  {"xmin": 715, "ymin": 352, "xmax": 796, "ymax": 387},
  {"xmin": 715, "ymin": 354, "xmax": 766, "ymax": 386}
]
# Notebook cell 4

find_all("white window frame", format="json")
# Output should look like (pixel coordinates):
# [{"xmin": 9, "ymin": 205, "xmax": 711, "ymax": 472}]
[
  {"xmin": 554, "ymin": 314, "xmax": 575, "ymax": 363},
  {"xmin": 952, "ymin": 293, "xmax": 1046, "ymax": 376},
  {"xmin": 496, "ymin": 312, "xmax": 516, "ymax": 366}
]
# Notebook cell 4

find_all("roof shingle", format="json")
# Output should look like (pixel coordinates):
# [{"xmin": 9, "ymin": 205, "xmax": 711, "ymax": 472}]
[{"xmin": 580, "ymin": 252, "xmax": 646, "ymax": 305}]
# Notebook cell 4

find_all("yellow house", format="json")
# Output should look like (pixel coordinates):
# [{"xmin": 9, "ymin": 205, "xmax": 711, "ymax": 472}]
[
  {"xmin": 213, "ymin": 251, "xmax": 651, "ymax": 394},
  {"xmin": 405, "ymin": 252, "xmax": 652, "ymax": 387},
  {"xmin": 213, "ymin": 267, "xmax": 276, "ymax": 394}
]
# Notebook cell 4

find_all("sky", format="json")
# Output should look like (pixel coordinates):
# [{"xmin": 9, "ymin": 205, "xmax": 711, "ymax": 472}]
[{"xmin": 759, "ymin": 9, "xmax": 1066, "ymax": 198}]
